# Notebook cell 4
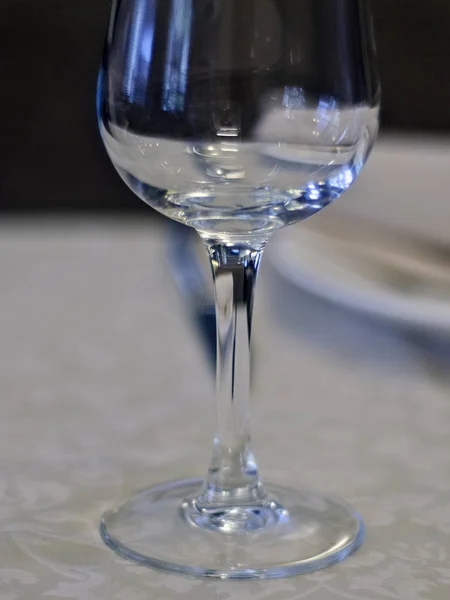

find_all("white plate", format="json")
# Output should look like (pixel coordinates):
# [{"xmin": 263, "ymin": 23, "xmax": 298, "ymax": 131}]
[{"xmin": 268, "ymin": 136, "xmax": 450, "ymax": 334}]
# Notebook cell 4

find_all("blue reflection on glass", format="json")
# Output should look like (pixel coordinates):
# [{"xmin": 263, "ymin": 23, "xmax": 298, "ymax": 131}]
[
  {"xmin": 307, "ymin": 183, "xmax": 320, "ymax": 201},
  {"xmin": 123, "ymin": 0, "xmax": 156, "ymax": 104},
  {"xmin": 318, "ymin": 96, "xmax": 337, "ymax": 112},
  {"xmin": 329, "ymin": 166, "xmax": 355, "ymax": 191},
  {"xmin": 282, "ymin": 86, "xmax": 305, "ymax": 109},
  {"xmin": 162, "ymin": 0, "xmax": 193, "ymax": 113}
]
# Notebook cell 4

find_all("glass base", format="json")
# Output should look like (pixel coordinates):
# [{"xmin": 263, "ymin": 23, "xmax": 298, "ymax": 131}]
[{"xmin": 100, "ymin": 478, "xmax": 364, "ymax": 579}]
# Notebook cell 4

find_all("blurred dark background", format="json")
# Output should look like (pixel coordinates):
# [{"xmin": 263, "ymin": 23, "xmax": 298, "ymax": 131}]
[{"xmin": 0, "ymin": 0, "xmax": 448, "ymax": 213}]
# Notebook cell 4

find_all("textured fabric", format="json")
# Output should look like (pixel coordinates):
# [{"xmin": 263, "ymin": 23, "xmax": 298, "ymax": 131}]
[{"xmin": 1, "ymin": 221, "xmax": 450, "ymax": 599}]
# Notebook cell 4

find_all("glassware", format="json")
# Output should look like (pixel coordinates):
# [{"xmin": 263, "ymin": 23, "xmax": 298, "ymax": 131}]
[{"xmin": 98, "ymin": 0, "xmax": 380, "ymax": 579}]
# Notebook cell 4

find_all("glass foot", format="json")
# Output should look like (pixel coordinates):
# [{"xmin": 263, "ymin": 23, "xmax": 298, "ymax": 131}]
[{"xmin": 100, "ymin": 478, "xmax": 363, "ymax": 579}]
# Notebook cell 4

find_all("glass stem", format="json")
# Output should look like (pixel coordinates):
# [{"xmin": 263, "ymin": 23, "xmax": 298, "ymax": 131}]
[{"xmin": 198, "ymin": 240, "xmax": 267, "ymax": 507}]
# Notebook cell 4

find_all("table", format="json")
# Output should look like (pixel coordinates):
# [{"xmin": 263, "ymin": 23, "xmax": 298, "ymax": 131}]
[{"xmin": 1, "ymin": 220, "xmax": 450, "ymax": 599}]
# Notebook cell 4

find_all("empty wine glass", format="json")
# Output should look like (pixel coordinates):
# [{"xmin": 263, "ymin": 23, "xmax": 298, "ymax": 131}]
[{"xmin": 98, "ymin": 0, "xmax": 380, "ymax": 579}]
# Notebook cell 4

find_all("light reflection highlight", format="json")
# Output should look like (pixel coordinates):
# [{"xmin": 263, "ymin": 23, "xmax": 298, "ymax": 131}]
[
  {"xmin": 162, "ymin": 0, "xmax": 193, "ymax": 113},
  {"xmin": 123, "ymin": 0, "xmax": 157, "ymax": 104}
]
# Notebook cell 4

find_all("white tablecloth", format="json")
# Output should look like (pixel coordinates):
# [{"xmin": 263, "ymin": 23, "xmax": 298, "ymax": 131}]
[{"xmin": 1, "ymin": 220, "xmax": 450, "ymax": 599}]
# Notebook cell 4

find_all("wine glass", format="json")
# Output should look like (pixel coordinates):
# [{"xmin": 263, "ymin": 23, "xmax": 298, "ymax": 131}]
[{"xmin": 98, "ymin": 0, "xmax": 380, "ymax": 579}]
